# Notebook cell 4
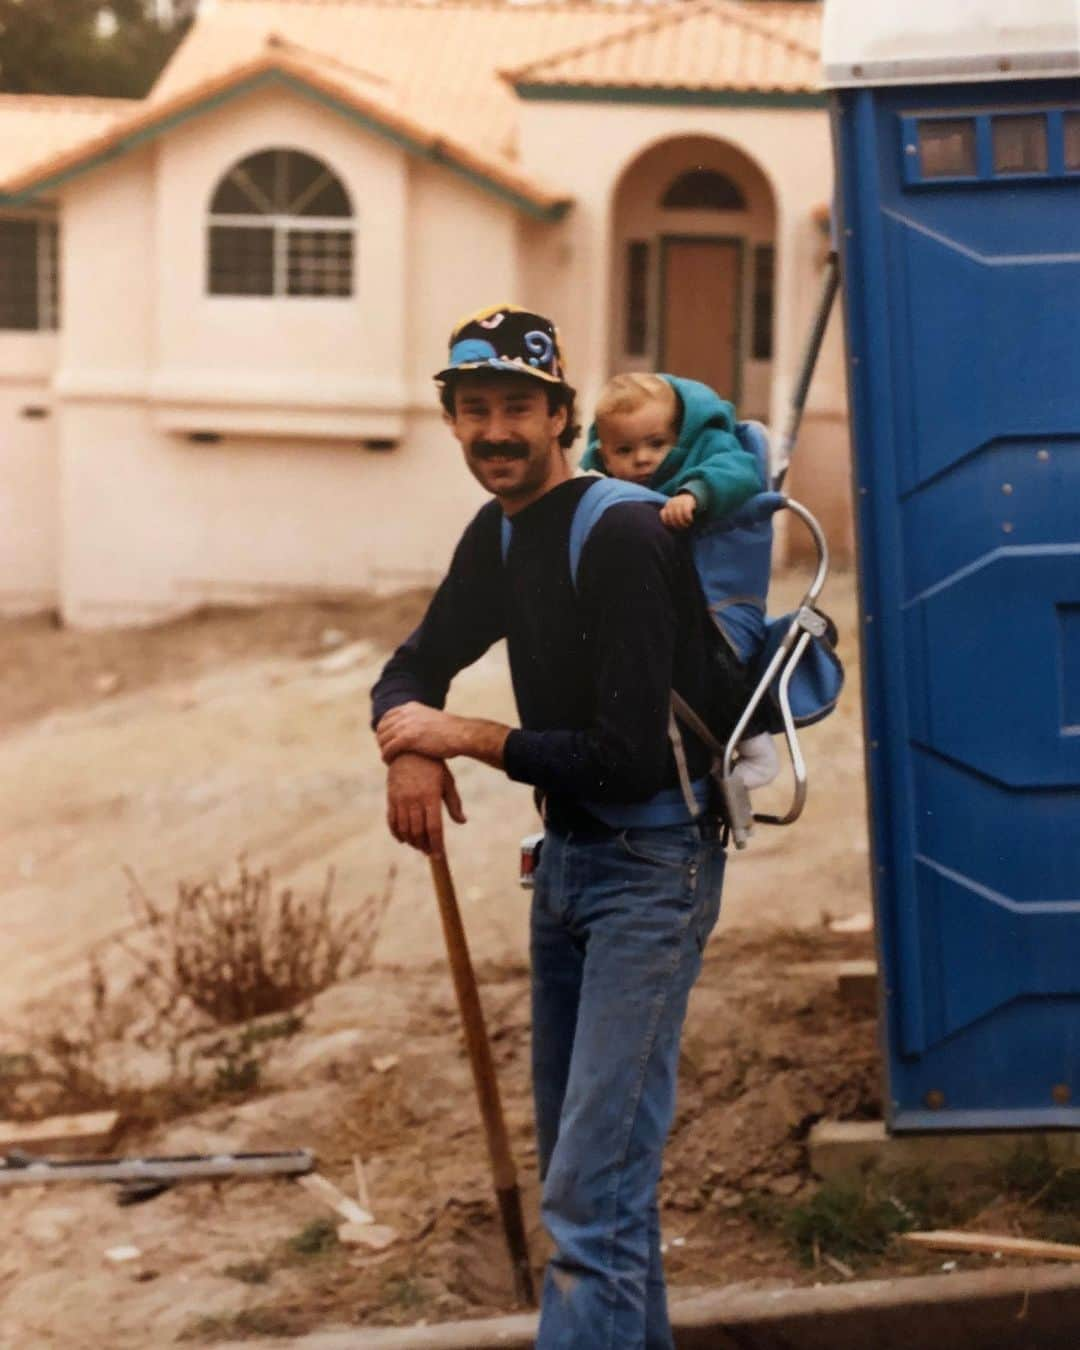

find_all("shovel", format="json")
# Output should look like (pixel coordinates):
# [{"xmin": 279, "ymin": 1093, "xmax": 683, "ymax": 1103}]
[{"xmin": 428, "ymin": 853, "xmax": 536, "ymax": 1306}]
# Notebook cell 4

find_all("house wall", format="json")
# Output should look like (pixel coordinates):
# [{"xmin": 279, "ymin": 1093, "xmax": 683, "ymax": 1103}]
[
  {"xmin": 54, "ymin": 147, "xmax": 166, "ymax": 622},
  {"xmin": 52, "ymin": 85, "xmax": 518, "ymax": 626},
  {"xmin": 154, "ymin": 85, "xmax": 406, "ymax": 412},
  {"xmin": 16, "ymin": 81, "xmax": 854, "ymax": 627},
  {"xmin": 516, "ymin": 98, "xmax": 853, "ymax": 564}
]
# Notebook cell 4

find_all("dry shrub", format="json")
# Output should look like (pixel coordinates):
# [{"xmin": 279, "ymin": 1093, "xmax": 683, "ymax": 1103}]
[
  {"xmin": 125, "ymin": 859, "xmax": 392, "ymax": 1026},
  {"xmin": 0, "ymin": 860, "xmax": 395, "ymax": 1122}
]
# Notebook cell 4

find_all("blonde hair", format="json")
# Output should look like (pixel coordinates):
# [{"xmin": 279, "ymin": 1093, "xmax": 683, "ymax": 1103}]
[{"xmin": 594, "ymin": 373, "xmax": 677, "ymax": 427}]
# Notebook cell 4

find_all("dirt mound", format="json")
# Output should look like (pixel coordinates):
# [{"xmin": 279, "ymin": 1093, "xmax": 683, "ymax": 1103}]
[
  {"xmin": 0, "ymin": 575, "xmax": 887, "ymax": 1343},
  {"xmin": 0, "ymin": 928, "xmax": 881, "ymax": 1345}
]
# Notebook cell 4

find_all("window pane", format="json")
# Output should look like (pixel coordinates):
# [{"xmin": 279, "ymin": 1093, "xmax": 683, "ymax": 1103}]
[
  {"xmin": 751, "ymin": 244, "xmax": 774, "ymax": 361},
  {"xmin": 1065, "ymin": 112, "xmax": 1080, "ymax": 171},
  {"xmin": 211, "ymin": 150, "xmax": 352, "ymax": 218},
  {"xmin": 283, "ymin": 150, "xmax": 326, "ymax": 207},
  {"xmin": 286, "ymin": 229, "xmax": 353, "ymax": 297},
  {"xmin": 992, "ymin": 115, "xmax": 1047, "ymax": 174},
  {"xmin": 625, "ymin": 240, "xmax": 648, "ymax": 355},
  {"xmin": 661, "ymin": 169, "xmax": 746, "ymax": 210},
  {"xmin": 39, "ymin": 220, "xmax": 59, "ymax": 330},
  {"xmin": 208, "ymin": 225, "xmax": 275, "ymax": 295},
  {"xmin": 297, "ymin": 174, "xmax": 352, "ymax": 218},
  {"xmin": 241, "ymin": 149, "xmax": 284, "ymax": 210},
  {"xmin": 283, "ymin": 151, "xmax": 351, "ymax": 216},
  {"xmin": 918, "ymin": 119, "xmax": 976, "ymax": 178},
  {"xmin": 0, "ymin": 219, "xmax": 41, "ymax": 329},
  {"xmin": 210, "ymin": 174, "xmax": 265, "ymax": 215}
]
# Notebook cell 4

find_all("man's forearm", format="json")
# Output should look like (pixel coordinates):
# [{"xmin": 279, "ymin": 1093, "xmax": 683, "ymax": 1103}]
[
  {"xmin": 376, "ymin": 701, "xmax": 510, "ymax": 769},
  {"xmin": 454, "ymin": 717, "xmax": 510, "ymax": 770}
]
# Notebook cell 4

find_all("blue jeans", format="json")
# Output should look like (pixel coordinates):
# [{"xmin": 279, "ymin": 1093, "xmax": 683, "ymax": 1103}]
[{"xmin": 530, "ymin": 820, "xmax": 726, "ymax": 1350}]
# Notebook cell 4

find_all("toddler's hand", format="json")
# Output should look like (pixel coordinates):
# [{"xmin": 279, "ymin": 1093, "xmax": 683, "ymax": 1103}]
[{"xmin": 660, "ymin": 492, "xmax": 697, "ymax": 530}]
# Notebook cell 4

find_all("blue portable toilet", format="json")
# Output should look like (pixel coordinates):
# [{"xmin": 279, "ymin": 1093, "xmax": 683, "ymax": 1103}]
[{"xmin": 824, "ymin": 1, "xmax": 1080, "ymax": 1130}]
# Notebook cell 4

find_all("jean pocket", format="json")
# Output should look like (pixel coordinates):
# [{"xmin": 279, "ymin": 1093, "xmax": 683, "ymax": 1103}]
[
  {"xmin": 694, "ymin": 845, "xmax": 726, "ymax": 950},
  {"xmin": 617, "ymin": 825, "xmax": 699, "ymax": 869}
]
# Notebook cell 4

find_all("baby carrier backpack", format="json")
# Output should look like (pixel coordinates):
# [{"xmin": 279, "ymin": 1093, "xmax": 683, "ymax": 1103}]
[{"xmin": 502, "ymin": 421, "xmax": 844, "ymax": 847}]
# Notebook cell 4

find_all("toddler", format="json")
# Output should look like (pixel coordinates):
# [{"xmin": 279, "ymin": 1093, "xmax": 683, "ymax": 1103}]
[
  {"xmin": 583, "ymin": 372, "xmax": 760, "ymax": 529},
  {"xmin": 581, "ymin": 372, "xmax": 778, "ymax": 790}
]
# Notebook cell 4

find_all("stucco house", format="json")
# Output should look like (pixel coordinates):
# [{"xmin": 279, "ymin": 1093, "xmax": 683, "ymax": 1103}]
[{"xmin": 0, "ymin": 0, "xmax": 848, "ymax": 626}]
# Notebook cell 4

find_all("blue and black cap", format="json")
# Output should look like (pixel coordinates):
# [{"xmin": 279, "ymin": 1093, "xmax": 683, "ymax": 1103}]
[{"xmin": 434, "ymin": 304, "xmax": 568, "ymax": 388}]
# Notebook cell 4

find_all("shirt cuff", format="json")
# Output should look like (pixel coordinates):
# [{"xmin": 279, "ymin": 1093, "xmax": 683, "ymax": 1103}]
[
  {"xmin": 503, "ymin": 728, "xmax": 538, "ymax": 785},
  {"xmin": 679, "ymin": 479, "xmax": 709, "ymax": 512}
]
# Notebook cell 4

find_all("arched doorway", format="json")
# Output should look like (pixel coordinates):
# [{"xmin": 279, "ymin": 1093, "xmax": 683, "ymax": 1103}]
[{"xmin": 610, "ymin": 136, "xmax": 777, "ymax": 418}]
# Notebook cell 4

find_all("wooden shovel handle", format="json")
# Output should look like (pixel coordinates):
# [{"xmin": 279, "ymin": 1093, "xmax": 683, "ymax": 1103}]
[{"xmin": 428, "ymin": 853, "xmax": 535, "ymax": 1305}]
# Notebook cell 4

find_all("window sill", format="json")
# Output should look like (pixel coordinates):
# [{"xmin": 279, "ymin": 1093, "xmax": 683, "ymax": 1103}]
[
  {"xmin": 151, "ymin": 403, "xmax": 404, "ymax": 443},
  {"xmin": 54, "ymin": 369, "xmax": 408, "ymax": 442}
]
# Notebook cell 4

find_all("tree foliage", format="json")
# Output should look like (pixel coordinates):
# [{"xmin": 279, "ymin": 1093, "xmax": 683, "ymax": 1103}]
[{"xmin": 0, "ymin": 0, "xmax": 190, "ymax": 98}]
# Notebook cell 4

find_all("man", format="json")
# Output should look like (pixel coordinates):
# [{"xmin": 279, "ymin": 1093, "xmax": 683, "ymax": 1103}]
[{"xmin": 372, "ymin": 304, "xmax": 726, "ymax": 1350}]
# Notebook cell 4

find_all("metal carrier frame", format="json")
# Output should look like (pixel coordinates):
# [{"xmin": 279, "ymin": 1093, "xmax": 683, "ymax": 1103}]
[
  {"xmin": 667, "ymin": 490, "xmax": 832, "ymax": 850},
  {"xmin": 717, "ymin": 250, "xmax": 840, "ymax": 848},
  {"xmin": 718, "ymin": 498, "xmax": 831, "ymax": 849}
]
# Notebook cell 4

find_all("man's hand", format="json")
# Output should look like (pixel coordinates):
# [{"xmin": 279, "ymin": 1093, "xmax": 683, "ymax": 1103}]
[
  {"xmin": 659, "ymin": 491, "xmax": 697, "ymax": 530},
  {"xmin": 378, "ymin": 702, "xmax": 468, "ymax": 762},
  {"xmin": 377, "ymin": 701, "xmax": 510, "ymax": 769},
  {"xmin": 386, "ymin": 753, "xmax": 466, "ymax": 857}
]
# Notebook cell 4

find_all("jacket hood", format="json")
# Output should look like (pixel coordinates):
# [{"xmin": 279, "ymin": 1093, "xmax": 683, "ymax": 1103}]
[{"xmin": 580, "ymin": 374, "xmax": 737, "ymax": 483}]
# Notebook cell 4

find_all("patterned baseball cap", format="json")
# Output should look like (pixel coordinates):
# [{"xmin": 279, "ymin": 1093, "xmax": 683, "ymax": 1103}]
[{"xmin": 434, "ymin": 304, "xmax": 568, "ymax": 387}]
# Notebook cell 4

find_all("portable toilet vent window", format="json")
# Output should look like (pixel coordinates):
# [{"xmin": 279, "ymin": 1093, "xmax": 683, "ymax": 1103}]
[{"xmin": 824, "ymin": 0, "xmax": 1080, "ymax": 1131}]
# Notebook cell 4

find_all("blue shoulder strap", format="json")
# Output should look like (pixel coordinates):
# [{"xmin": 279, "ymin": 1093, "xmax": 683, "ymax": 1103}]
[
  {"xmin": 499, "ymin": 477, "xmax": 665, "ymax": 579},
  {"xmin": 568, "ymin": 478, "xmax": 665, "ymax": 586}
]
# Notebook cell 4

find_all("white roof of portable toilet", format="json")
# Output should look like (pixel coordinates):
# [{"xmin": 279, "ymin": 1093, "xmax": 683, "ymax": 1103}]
[{"xmin": 823, "ymin": 0, "xmax": 1080, "ymax": 88}]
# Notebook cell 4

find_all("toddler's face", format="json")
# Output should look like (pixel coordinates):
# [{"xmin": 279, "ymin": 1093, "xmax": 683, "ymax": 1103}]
[{"xmin": 597, "ymin": 401, "xmax": 677, "ymax": 485}]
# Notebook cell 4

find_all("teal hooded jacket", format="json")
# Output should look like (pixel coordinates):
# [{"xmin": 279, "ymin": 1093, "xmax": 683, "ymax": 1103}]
[{"xmin": 580, "ymin": 374, "xmax": 764, "ymax": 522}]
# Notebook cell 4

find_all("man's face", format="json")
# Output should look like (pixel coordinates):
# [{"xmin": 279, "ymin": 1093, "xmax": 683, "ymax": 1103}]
[{"xmin": 446, "ymin": 373, "xmax": 569, "ymax": 510}]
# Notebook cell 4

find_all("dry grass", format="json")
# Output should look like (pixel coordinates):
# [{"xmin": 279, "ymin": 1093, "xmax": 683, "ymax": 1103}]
[
  {"xmin": 0, "ymin": 860, "xmax": 395, "ymax": 1123},
  {"xmin": 124, "ymin": 859, "xmax": 390, "ymax": 1026}
]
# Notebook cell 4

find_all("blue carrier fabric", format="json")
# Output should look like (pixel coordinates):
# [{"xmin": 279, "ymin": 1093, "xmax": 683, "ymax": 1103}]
[{"xmin": 499, "ymin": 422, "xmax": 843, "ymax": 827}]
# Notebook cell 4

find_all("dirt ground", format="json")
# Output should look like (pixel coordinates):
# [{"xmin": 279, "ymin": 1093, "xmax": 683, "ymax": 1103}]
[
  {"xmin": 0, "ymin": 569, "xmax": 870, "ymax": 1010},
  {"xmin": 0, "ymin": 568, "xmax": 901, "ymax": 1347}
]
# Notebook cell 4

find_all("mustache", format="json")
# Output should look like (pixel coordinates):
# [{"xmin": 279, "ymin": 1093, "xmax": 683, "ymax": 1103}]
[{"xmin": 472, "ymin": 439, "xmax": 529, "ymax": 461}]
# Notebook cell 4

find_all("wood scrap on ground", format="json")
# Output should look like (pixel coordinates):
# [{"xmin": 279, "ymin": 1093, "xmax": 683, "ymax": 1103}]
[
  {"xmin": 353, "ymin": 1155, "xmax": 372, "ymax": 1212},
  {"xmin": 901, "ymin": 1231, "xmax": 1080, "ymax": 1263},
  {"xmin": 339, "ymin": 1222, "xmax": 399, "ymax": 1250},
  {"xmin": 297, "ymin": 1166, "xmax": 400, "ymax": 1250},
  {"xmin": 297, "ymin": 1172, "xmax": 374, "ymax": 1226},
  {"xmin": 0, "ymin": 1110, "xmax": 120, "ymax": 1156}
]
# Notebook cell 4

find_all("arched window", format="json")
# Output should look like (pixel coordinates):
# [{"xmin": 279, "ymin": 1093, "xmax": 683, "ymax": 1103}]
[
  {"xmin": 207, "ymin": 148, "xmax": 354, "ymax": 298},
  {"xmin": 661, "ymin": 169, "xmax": 746, "ymax": 211}
]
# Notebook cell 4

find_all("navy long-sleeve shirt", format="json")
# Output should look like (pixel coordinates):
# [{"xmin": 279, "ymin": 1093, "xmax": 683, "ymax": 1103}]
[{"xmin": 371, "ymin": 477, "xmax": 714, "ymax": 810}]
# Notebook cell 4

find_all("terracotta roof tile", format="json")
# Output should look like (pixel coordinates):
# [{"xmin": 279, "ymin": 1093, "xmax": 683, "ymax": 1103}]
[
  {"xmin": 0, "ymin": 41, "xmax": 568, "ymax": 215},
  {"xmin": 0, "ymin": 95, "xmax": 134, "ymax": 186},
  {"xmin": 0, "ymin": 2, "xmax": 824, "ymax": 204},
  {"xmin": 151, "ymin": 0, "xmax": 657, "ymax": 161},
  {"xmin": 507, "ymin": 0, "xmax": 821, "ymax": 92},
  {"xmin": 155, "ymin": 1, "xmax": 822, "ymax": 159}
]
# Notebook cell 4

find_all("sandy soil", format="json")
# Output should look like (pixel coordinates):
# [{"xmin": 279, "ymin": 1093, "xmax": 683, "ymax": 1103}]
[
  {"xmin": 0, "ymin": 570, "xmax": 869, "ymax": 1015},
  {"xmin": 0, "ymin": 567, "xmax": 886, "ymax": 1346}
]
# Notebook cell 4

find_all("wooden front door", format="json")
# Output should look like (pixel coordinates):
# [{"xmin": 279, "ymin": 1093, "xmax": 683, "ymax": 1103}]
[{"xmin": 660, "ymin": 237, "xmax": 742, "ymax": 399}]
